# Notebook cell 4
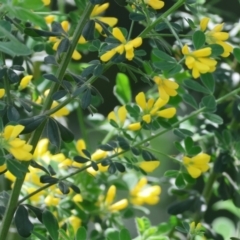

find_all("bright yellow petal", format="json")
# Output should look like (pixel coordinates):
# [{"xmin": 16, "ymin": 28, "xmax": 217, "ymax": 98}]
[
  {"xmin": 4, "ymin": 125, "xmax": 25, "ymax": 140},
  {"xmin": 97, "ymin": 17, "xmax": 118, "ymax": 27},
  {"xmin": 200, "ymin": 17, "xmax": 210, "ymax": 31},
  {"xmin": 109, "ymin": 199, "xmax": 128, "ymax": 211},
  {"xmin": 187, "ymin": 166, "xmax": 201, "ymax": 178},
  {"xmin": 136, "ymin": 92, "xmax": 146, "ymax": 110},
  {"xmin": 182, "ymin": 44, "xmax": 190, "ymax": 55},
  {"xmin": 142, "ymin": 114, "xmax": 151, "ymax": 123},
  {"xmin": 157, "ymin": 107, "xmax": 176, "ymax": 118},
  {"xmin": 139, "ymin": 161, "xmax": 160, "ymax": 172},
  {"xmin": 91, "ymin": 3, "xmax": 109, "ymax": 17},
  {"xmin": 192, "ymin": 48, "xmax": 211, "ymax": 57},
  {"xmin": 61, "ymin": 21, "xmax": 69, "ymax": 33},
  {"xmin": 112, "ymin": 28, "xmax": 126, "ymax": 43},
  {"xmin": 118, "ymin": 106, "xmax": 127, "ymax": 124},
  {"xmin": 145, "ymin": 0, "xmax": 164, "ymax": 9},
  {"xmin": 100, "ymin": 49, "xmax": 116, "ymax": 62},
  {"xmin": 0, "ymin": 89, "xmax": 5, "ymax": 99},
  {"xmin": 105, "ymin": 185, "xmax": 116, "ymax": 205},
  {"xmin": 72, "ymin": 50, "xmax": 82, "ymax": 60},
  {"xmin": 19, "ymin": 75, "xmax": 33, "ymax": 89},
  {"xmin": 127, "ymin": 122, "xmax": 141, "ymax": 131}
]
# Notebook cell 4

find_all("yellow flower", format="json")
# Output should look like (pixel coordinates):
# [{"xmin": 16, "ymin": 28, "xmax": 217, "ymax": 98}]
[
  {"xmin": 108, "ymin": 105, "xmax": 127, "ymax": 127},
  {"xmin": 50, "ymin": 21, "xmax": 86, "ymax": 60},
  {"xmin": 0, "ymin": 88, "xmax": 5, "ymax": 98},
  {"xmin": 134, "ymin": 92, "xmax": 176, "ymax": 126},
  {"xmin": 42, "ymin": 0, "xmax": 50, "ymax": 6},
  {"xmin": 153, "ymin": 76, "xmax": 179, "ymax": 100},
  {"xmin": 200, "ymin": 17, "xmax": 233, "ymax": 57},
  {"xmin": 100, "ymin": 27, "xmax": 142, "ymax": 62},
  {"xmin": 68, "ymin": 216, "xmax": 81, "ymax": 233},
  {"xmin": 44, "ymin": 195, "xmax": 60, "ymax": 206},
  {"xmin": 105, "ymin": 185, "xmax": 128, "ymax": 212},
  {"xmin": 144, "ymin": 0, "xmax": 164, "ymax": 9},
  {"xmin": 0, "ymin": 164, "xmax": 7, "ymax": 173},
  {"xmin": 45, "ymin": 15, "xmax": 55, "ymax": 24},
  {"xmin": 90, "ymin": 3, "xmax": 118, "ymax": 33},
  {"xmin": 138, "ymin": 161, "xmax": 160, "ymax": 172},
  {"xmin": 50, "ymin": 101, "xmax": 70, "ymax": 118},
  {"xmin": 73, "ymin": 194, "xmax": 83, "ymax": 202},
  {"xmin": 131, "ymin": 177, "xmax": 161, "ymax": 205},
  {"xmin": 183, "ymin": 153, "xmax": 211, "ymax": 178},
  {"xmin": 182, "ymin": 44, "xmax": 217, "ymax": 79},
  {"xmin": 1, "ymin": 125, "xmax": 33, "ymax": 161},
  {"xmin": 19, "ymin": 75, "xmax": 33, "ymax": 90}
]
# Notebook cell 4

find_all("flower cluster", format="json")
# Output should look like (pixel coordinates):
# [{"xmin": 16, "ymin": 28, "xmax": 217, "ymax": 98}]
[
  {"xmin": 182, "ymin": 45, "xmax": 217, "ymax": 79},
  {"xmin": 100, "ymin": 27, "xmax": 142, "ymax": 62},
  {"xmin": 200, "ymin": 17, "xmax": 233, "ymax": 57},
  {"xmin": 0, "ymin": 125, "xmax": 33, "ymax": 162},
  {"xmin": 183, "ymin": 153, "xmax": 211, "ymax": 178},
  {"xmin": 131, "ymin": 177, "xmax": 161, "ymax": 205}
]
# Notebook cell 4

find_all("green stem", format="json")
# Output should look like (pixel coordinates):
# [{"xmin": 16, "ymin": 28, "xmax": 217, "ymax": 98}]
[
  {"xmin": 0, "ymin": 3, "xmax": 94, "ymax": 239},
  {"xmin": 18, "ymin": 86, "xmax": 240, "ymax": 205},
  {"xmin": 76, "ymin": 105, "xmax": 88, "ymax": 144},
  {"xmin": 139, "ymin": 0, "xmax": 186, "ymax": 38},
  {"xmin": 163, "ymin": 18, "xmax": 183, "ymax": 48},
  {"xmin": 193, "ymin": 171, "xmax": 218, "ymax": 223},
  {"xmin": 1, "ymin": 54, "xmax": 11, "ymax": 105},
  {"xmin": 141, "ymin": 147, "xmax": 181, "ymax": 163}
]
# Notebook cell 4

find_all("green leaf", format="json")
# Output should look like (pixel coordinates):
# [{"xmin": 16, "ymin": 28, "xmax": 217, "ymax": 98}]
[
  {"xmin": 192, "ymin": 30, "xmax": 205, "ymax": 49},
  {"xmin": 56, "ymin": 121, "xmax": 74, "ymax": 143},
  {"xmin": 152, "ymin": 49, "xmax": 174, "ymax": 61},
  {"xmin": 209, "ymin": 44, "xmax": 224, "ymax": 57},
  {"xmin": 184, "ymin": 137, "xmax": 194, "ymax": 153},
  {"xmin": 82, "ymin": 20, "xmax": 95, "ymax": 40},
  {"xmin": 204, "ymin": 113, "xmax": 223, "ymax": 124},
  {"xmin": 174, "ymin": 142, "xmax": 185, "ymax": 153},
  {"xmin": 175, "ymin": 174, "xmax": 186, "ymax": 188},
  {"xmin": 81, "ymin": 89, "xmax": 92, "ymax": 109},
  {"xmin": 40, "ymin": 175, "xmax": 59, "ymax": 184},
  {"xmin": 44, "ymin": 118, "xmax": 61, "ymax": 152},
  {"xmin": 0, "ymin": 42, "xmax": 32, "ymax": 56},
  {"xmin": 42, "ymin": 210, "xmax": 59, "ymax": 240},
  {"xmin": 15, "ymin": 205, "xmax": 33, "ymax": 238},
  {"xmin": 75, "ymin": 227, "xmax": 87, "ymax": 240},
  {"xmin": 20, "ymin": 0, "xmax": 46, "ymax": 10},
  {"xmin": 200, "ymin": 73, "xmax": 215, "ymax": 93},
  {"xmin": 164, "ymin": 170, "xmax": 179, "ymax": 178},
  {"xmin": 114, "ymin": 73, "xmax": 131, "ymax": 105},
  {"xmin": 58, "ymin": 181, "xmax": 70, "ymax": 194},
  {"xmin": 201, "ymin": 95, "xmax": 216, "ymax": 111},
  {"xmin": 120, "ymin": 228, "xmax": 131, "ymax": 240},
  {"xmin": 233, "ymin": 48, "xmax": 240, "ymax": 63},
  {"xmin": 0, "ymin": 20, "xmax": 11, "ymax": 38},
  {"xmin": 6, "ymin": 159, "xmax": 28, "ymax": 178},
  {"xmin": 57, "ymin": 38, "xmax": 70, "ymax": 54},
  {"xmin": 32, "ymin": 231, "xmax": 48, "ymax": 240},
  {"xmin": 188, "ymin": 146, "xmax": 201, "ymax": 155},
  {"xmin": 153, "ymin": 61, "xmax": 176, "ymax": 71},
  {"xmin": 25, "ymin": 204, "xmax": 43, "ymax": 223},
  {"xmin": 129, "ymin": 12, "xmax": 145, "ymax": 21},
  {"xmin": 184, "ymin": 80, "xmax": 210, "ymax": 94}
]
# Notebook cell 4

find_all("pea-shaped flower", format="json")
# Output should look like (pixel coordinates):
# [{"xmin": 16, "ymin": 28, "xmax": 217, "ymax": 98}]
[
  {"xmin": 200, "ymin": 17, "xmax": 233, "ymax": 57},
  {"xmin": 1, "ymin": 125, "xmax": 33, "ymax": 161},
  {"xmin": 131, "ymin": 177, "xmax": 161, "ymax": 205},
  {"xmin": 183, "ymin": 153, "xmax": 211, "ymax": 178},
  {"xmin": 144, "ymin": 0, "xmax": 164, "ymax": 9},
  {"xmin": 182, "ymin": 44, "xmax": 217, "ymax": 79},
  {"xmin": 100, "ymin": 27, "xmax": 142, "ymax": 62},
  {"xmin": 135, "ymin": 92, "xmax": 176, "ymax": 124}
]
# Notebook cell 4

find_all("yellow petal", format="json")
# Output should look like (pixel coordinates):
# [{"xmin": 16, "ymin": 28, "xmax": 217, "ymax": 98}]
[
  {"xmin": 42, "ymin": 0, "xmax": 50, "ymax": 6},
  {"xmin": 97, "ymin": 17, "xmax": 118, "ymax": 27},
  {"xmin": 136, "ymin": 92, "xmax": 146, "ymax": 110},
  {"xmin": 91, "ymin": 149, "xmax": 107, "ymax": 161},
  {"xmin": 129, "ymin": 37, "xmax": 142, "ymax": 48},
  {"xmin": 100, "ymin": 49, "xmax": 116, "ymax": 62},
  {"xmin": 91, "ymin": 3, "xmax": 109, "ymax": 17},
  {"xmin": 105, "ymin": 185, "xmax": 116, "ymax": 205},
  {"xmin": 112, "ymin": 28, "xmax": 126, "ymax": 43},
  {"xmin": 142, "ymin": 114, "xmax": 151, "ymax": 123},
  {"xmin": 108, "ymin": 111, "xmax": 117, "ymax": 122},
  {"xmin": 212, "ymin": 32, "xmax": 229, "ymax": 41},
  {"xmin": 164, "ymin": 79, "xmax": 179, "ymax": 89},
  {"xmin": 127, "ymin": 122, "xmax": 141, "ymax": 131},
  {"xmin": 192, "ymin": 48, "xmax": 211, "ymax": 57},
  {"xmin": 76, "ymin": 139, "xmax": 86, "ymax": 156},
  {"xmin": 61, "ymin": 21, "xmax": 69, "ymax": 33},
  {"xmin": 187, "ymin": 166, "xmax": 201, "ymax": 178},
  {"xmin": 72, "ymin": 50, "xmax": 82, "ymax": 60},
  {"xmin": 212, "ymin": 23, "xmax": 223, "ymax": 32},
  {"xmin": 182, "ymin": 44, "xmax": 190, "ymax": 55},
  {"xmin": 118, "ymin": 106, "xmax": 127, "ymax": 124},
  {"xmin": 139, "ymin": 161, "xmax": 160, "ymax": 172},
  {"xmin": 78, "ymin": 35, "xmax": 87, "ymax": 44},
  {"xmin": 109, "ymin": 199, "xmax": 128, "ymax": 211},
  {"xmin": 157, "ymin": 107, "xmax": 176, "ymax": 118},
  {"xmin": 145, "ymin": 0, "xmax": 164, "ymax": 9},
  {"xmin": 200, "ymin": 17, "xmax": 210, "ymax": 31},
  {"xmin": 0, "ymin": 88, "xmax": 5, "ymax": 99},
  {"xmin": 19, "ymin": 75, "xmax": 33, "ymax": 89},
  {"xmin": 125, "ymin": 48, "xmax": 134, "ymax": 60},
  {"xmin": 45, "ymin": 15, "xmax": 55, "ymax": 24},
  {"xmin": 0, "ymin": 164, "xmax": 7, "ymax": 173},
  {"xmin": 4, "ymin": 125, "xmax": 25, "ymax": 140}
]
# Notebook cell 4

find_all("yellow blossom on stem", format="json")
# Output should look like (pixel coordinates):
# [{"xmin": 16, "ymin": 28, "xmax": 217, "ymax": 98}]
[
  {"xmin": 100, "ymin": 27, "xmax": 142, "ymax": 62},
  {"xmin": 50, "ymin": 101, "xmax": 70, "ymax": 118},
  {"xmin": 183, "ymin": 153, "xmax": 211, "ymax": 178},
  {"xmin": 45, "ymin": 15, "xmax": 55, "ymax": 24},
  {"xmin": 19, "ymin": 75, "xmax": 33, "ymax": 90},
  {"xmin": 50, "ymin": 21, "xmax": 86, "ymax": 60},
  {"xmin": 68, "ymin": 216, "xmax": 82, "ymax": 233},
  {"xmin": 138, "ymin": 161, "xmax": 160, "ymax": 172},
  {"xmin": 1, "ymin": 125, "xmax": 33, "ymax": 161},
  {"xmin": 200, "ymin": 17, "xmax": 233, "ymax": 57},
  {"xmin": 44, "ymin": 195, "xmax": 60, "ymax": 206},
  {"xmin": 144, "ymin": 0, "xmax": 164, "ymax": 10},
  {"xmin": 133, "ymin": 92, "xmax": 176, "ymax": 127},
  {"xmin": 105, "ymin": 185, "xmax": 128, "ymax": 212},
  {"xmin": 182, "ymin": 44, "xmax": 217, "ymax": 79},
  {"xmin": 153, "ymin": 76, "xmax": 179, "ymax": 100},
  {"xmin": 90, "ymin": 3, "xmax": 118, "ymax": 33},
  {"xmin": 131, "ymin": 177, "xmax": 161, "ymax": 205},
  {"xmin": 108, "ymin": 105, "xmax": 127, "ymax": 127},
  {"xmin": 42, "ymin": 0, "xmax": 50, "ymax": 6},
  {"xmin": 0, "ymin": 88, "xmax": 5, "ymax": 99}
]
